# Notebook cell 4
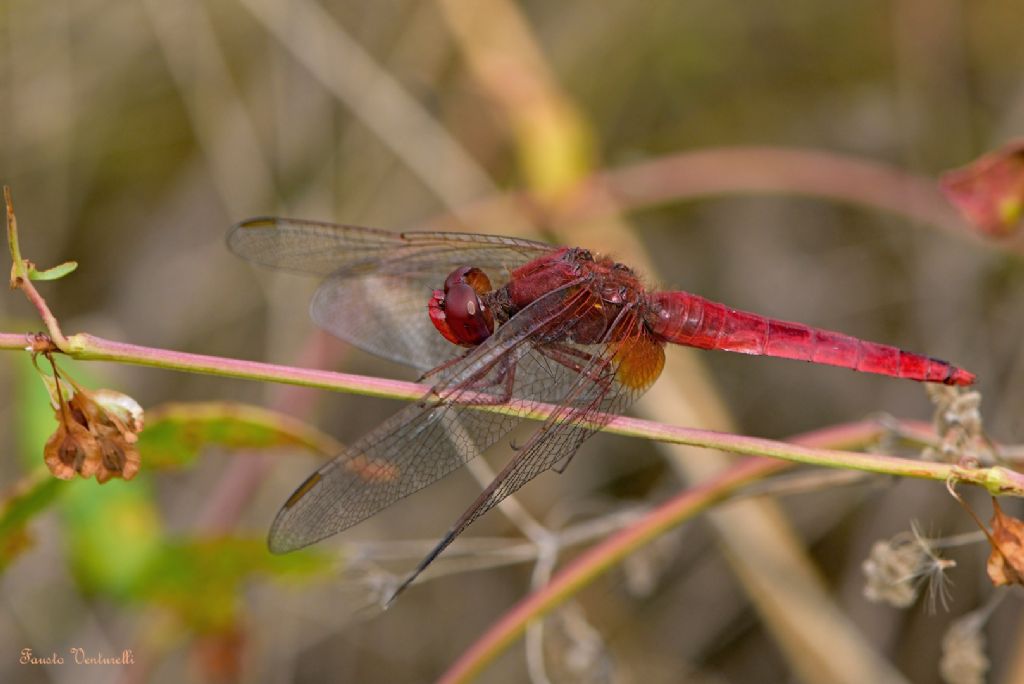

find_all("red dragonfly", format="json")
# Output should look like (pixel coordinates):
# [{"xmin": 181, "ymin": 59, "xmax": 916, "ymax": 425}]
[{"xmin": 228, "ymin": 217, "xmax": 974, "ymax": 601}]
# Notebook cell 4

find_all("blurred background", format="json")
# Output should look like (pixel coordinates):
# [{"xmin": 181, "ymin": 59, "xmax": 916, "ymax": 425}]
[{"xmin": 2, "ymin": 1, "xmax": 1023, "ymax": 682}]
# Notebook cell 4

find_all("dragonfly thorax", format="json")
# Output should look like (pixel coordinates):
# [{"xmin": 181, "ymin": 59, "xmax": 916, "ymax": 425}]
[{"xmin": 428, "ymin": 266, "xmax": 496, "ymax": 347}]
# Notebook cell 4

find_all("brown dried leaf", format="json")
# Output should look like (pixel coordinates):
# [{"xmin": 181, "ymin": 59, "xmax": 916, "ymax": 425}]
[{"xmin": 985, "ymin": 498, "xmax": 1024, "ymax": 587}]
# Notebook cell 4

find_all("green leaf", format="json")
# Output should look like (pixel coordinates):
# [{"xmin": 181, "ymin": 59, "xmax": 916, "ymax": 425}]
[
  {"xmin": 17, "ymin": 354, "xmax": 63, "ymax": 469},
  {"xmin": 11, "ymin": 357, "xmax": 159, "ymax": 593},
  {"xmin": 10, "ymin": 364, "xmax": 335, "ymax": 617},
  {"xmin": 27, "ymin": 260, "xmax": 78, "ymax": 281},
  {"xmin": 63, "ymin": 477, "xmax": 164, "ymax": 598},
  {"xmin": 2, "ymin": 356, "xmax": 74, "ymax": 568},
  {"xmin": 140, "ymin": 538, "xmax": 332, "ymax": 631},
  {"xmin": 0, "ymin": 472, "xmax": 65, "ymax": 571},
  {"xmin": 139, "ymin": 402, "xmax": 341, "ymax": 469}
]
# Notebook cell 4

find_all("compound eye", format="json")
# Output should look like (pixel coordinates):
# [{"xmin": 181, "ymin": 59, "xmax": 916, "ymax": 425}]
[
  {"xmin": 444, "ymin": 266, "xmax": 492, "ymax": 295},
  {"xmin": 428, "ymin": 266, "xmax": 495, "ymax": 347},
  {"xmin": 442, "ymin": 282, "xmax": 494, "ymax": 345}
]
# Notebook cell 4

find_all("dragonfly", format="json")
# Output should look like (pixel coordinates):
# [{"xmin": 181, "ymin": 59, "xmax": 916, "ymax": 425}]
[{"xmin": 228, "ymin": 217, "xmax": 975, "ymax": 602}]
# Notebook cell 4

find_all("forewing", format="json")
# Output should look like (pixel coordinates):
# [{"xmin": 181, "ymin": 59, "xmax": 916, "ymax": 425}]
[
  {"xmin": 267, "ymin": 278, "xmax": 598, "ymax": 553},
  {"xmin": 227, "ymin": 217, "xmax": 410, "ymax": 276},
  {"xmin": 227, "ymin": 217, "xmax": 552, "ymax": 277},
  {"xmin": 228, "ymin": 217, "xmax": 554, "ymax": 369}
]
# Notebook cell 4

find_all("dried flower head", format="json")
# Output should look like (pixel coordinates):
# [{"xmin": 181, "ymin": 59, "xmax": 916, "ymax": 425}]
[
  {"xmin": 923, "ymin": 385, "xmax": 989, "ymax": 465},
  {"xmin": 543, "ymin": 603, "xmax": 614, "ymax": 684},
  {"xmin": 621, "ymin": 527, "xmax": 681, "ymax": 598},
  {"xmin": 941, "ymin": 140, "xmax": 1024, "ymax": 237},
  {"xmin": 939, "ymin": 610, "xmax": 990, "ymax": 684},
  {"xmin": 38, "ymin": 359, "xmax": 143, "ymax": 483},
  {"xmin": 862, "ymin": 523, "xmax": 955, "ymax": 610},
  {"xmin": 44, "ymin": 404, "xmax": 101, "ymax": 480}
]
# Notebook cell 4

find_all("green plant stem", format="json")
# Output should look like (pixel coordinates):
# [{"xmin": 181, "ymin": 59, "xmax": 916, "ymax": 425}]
[{"xmin": 5, "ymin": 187, "xmax": 23, "ymax": 272}]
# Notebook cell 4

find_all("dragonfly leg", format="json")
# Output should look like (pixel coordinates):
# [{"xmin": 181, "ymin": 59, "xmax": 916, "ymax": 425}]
[
  {"xmin": 537, "ymin": 343, "xmax": 595, "ymax": 373},
  {"xmin": 417, "ymin": 349, "xmax": 472, "ymax": 383},
  {"xmin": 526, "ymin": 344, "xmax": 617, "ymax": 475},
  {"xmin": 422, "ymin": 353, "xmax": 519, "ymax": 408},
  {"xmin": 552, "ymin": 451, "xmax": 577, "ymax": 474},
  {"xmin": 538, "ymin": 343, "xmax": 616, "ymax": 389}
]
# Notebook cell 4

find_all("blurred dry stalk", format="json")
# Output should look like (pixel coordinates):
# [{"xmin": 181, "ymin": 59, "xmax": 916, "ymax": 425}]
[
  {"xmin": 2, "ymin": 1, "xmax": 1023, "ymax": 683},
  {"xmin": 439, "ymin": 2, "xmax": 914, "ymax": 683}
]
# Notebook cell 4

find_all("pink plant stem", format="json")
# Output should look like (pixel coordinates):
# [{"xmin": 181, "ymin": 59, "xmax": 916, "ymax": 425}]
[
  {"xmin": 65, "ymin": 333, "xmax": 424, "ymax": 400},
  {"xmin": 4, "ymin": 331, "xmax": 1021, "ymax": 495},
  {"xmin": 438, "ymin": 456, "xmax": 784, "ymax": 684},
  {"xmin": 0, "ymin": 332, "xmax": 33, "ymax": 350},
  {"xmin": 428, "ymin": 147, "xmax": 999, "ymax": 250},
  {"xmin": 580, "ymin": 147, "xmax": 964, "ymax": 232}
]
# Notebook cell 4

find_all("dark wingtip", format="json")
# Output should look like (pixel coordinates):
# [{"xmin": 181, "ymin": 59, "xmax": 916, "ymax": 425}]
[
  {"xmin": 232, "ymin": 216, "xmax": 278, "ymax": 229},
  {"xmin": 226, "ymin": 216, "xmax": 280, "ymax": 256}
]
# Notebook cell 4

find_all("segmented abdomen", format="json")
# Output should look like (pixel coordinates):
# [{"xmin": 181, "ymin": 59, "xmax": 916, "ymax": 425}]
[{"xmin": 645, "ymin": 291, "xmax": 975, "ymax": 386}]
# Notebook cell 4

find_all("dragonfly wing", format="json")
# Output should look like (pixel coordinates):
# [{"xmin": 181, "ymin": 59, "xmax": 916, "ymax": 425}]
[
  {"xmin": 268, "ymin": 396, "xmax": 513, "ymax": 553},
  {"xmin": 268, "ymin": 277, "xmax": 594, "ymax": 553},
  {"xmin": 228, "ymin": 217, "xmax": 554, "ymax": 369},
  {"xmin": 387, "ymin": 303, "xmax": 666, "ymax": 597},
  {"xmin": 227, "ymin": 217, "xmax": 551, "ymax": 277},
  {"xmin": 227, "ymin": 217, "xmax": 408, "ymax": 276},
  {"xmin": 309, "ymin": 271, "xmax": 458, "ymax": 371}
]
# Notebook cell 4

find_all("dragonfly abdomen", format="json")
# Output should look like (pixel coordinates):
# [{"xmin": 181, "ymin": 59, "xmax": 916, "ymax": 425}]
[{"xmin": 645, "ymin": 291, "xmax": 975, "ymax": 386}]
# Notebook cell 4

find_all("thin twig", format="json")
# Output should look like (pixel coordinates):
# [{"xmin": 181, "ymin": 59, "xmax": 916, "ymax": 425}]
[{"xmin": 5, "ymin": 188, "xmax": 70, "ymax": 348}]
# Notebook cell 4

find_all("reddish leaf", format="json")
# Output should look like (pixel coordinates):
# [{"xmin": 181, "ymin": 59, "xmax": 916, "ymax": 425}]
[
  {"xmin": 941, "ymin": 141, "xmax": 1024, "ymax": 237},
  {"xmin": 191, "ymin": 627, "xmax": 244, "ymax": 684}
]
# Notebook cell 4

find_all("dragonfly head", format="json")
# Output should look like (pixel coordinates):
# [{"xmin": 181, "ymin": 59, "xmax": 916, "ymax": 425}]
[{"xmin": 428, "ymin": 266, "xmax": 495, "ymax": 347}]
